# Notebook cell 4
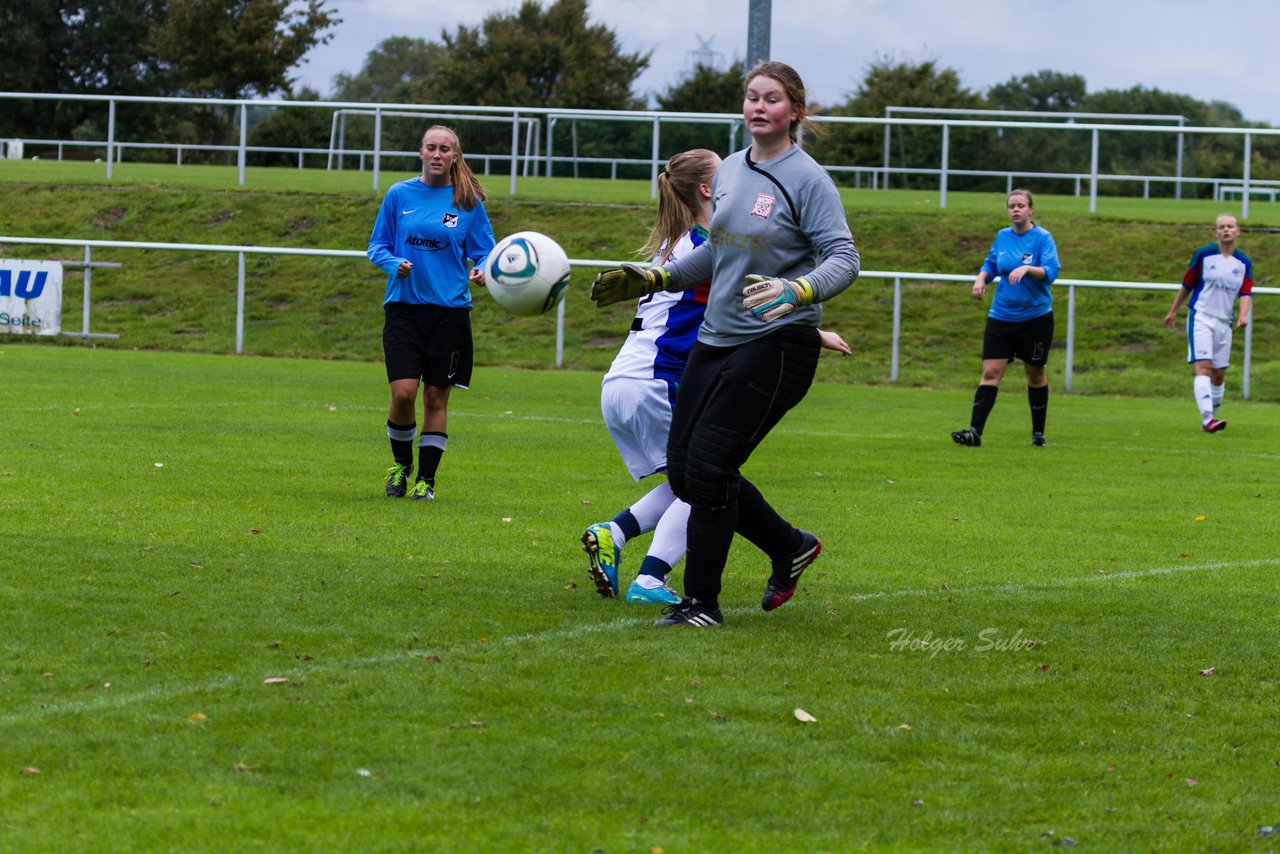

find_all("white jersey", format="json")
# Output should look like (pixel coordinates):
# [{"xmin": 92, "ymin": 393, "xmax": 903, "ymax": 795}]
[
  {"xmin": 1183, "ymin": 243, "xmax": 1254, "ymax": 322},
  {"xmin": 602, "ymin": 226, "xmax": 710, "ymax": 385}
]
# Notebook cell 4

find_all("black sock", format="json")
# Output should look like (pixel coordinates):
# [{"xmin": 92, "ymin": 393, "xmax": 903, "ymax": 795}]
[
  {"xmin": 417, "ymin": 431, "xmax": 447, "ymax": 484},
  {"xmin": 970, "ymin": 385, "xmax": 998, "ymax": 434},
  {"xmin": 1029, "ymin": 385, "xmax": 1048, "ymax": 434},
  {"xmin": 387, "ymin": 420, "xmax": 415, "ymax": 468}
]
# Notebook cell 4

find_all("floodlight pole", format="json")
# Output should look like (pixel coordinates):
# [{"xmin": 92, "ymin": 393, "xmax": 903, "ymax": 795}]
[{"xmin": 746, "ymin": 0, "xmax": 771, "ymax": 68}]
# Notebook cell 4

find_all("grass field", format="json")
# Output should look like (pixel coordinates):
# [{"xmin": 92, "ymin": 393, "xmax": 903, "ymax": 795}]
[{"xmin": 3, "ymin": 344, "xmax": 1278, "ymax": 850}]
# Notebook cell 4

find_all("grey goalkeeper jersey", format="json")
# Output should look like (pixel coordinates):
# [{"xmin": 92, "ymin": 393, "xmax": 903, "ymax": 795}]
[{"xmin": 662, "ymin": 144, "xmax": 859, "ymax": 347}]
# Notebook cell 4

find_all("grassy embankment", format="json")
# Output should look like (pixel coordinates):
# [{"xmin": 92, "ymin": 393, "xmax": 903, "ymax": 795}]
[{"xmin": 2, "ymin": 159, "xmax": 1277, "ymax": 399}]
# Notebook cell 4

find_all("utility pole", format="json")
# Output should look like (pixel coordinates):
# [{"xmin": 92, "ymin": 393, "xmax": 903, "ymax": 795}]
[{"xmin": 746, "ymin": 0, "xmax": 771, "ymax": 69}]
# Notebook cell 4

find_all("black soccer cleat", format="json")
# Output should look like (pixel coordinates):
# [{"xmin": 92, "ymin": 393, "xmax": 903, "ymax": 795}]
[
  {"xmin": 762, "ymin": 530, "xmax": 822, "ymax": 612},
  {"xmin": 951, "ymin": 427, "xmax": 982, "ymax": 447},
  {"xmin": 385, "ymin": 462, "xmax": 413, "ymax": 497},
  {"xmin": 655, "ymin": 598, "xmax": 723, "ymax": 627},
  {"xmin": 1031, "ymin": 432, "xmax": 1046, "ymax": 447},
  {"xmin": 410, "ymin": 479, "xmax": 435, "ymax": 501}
]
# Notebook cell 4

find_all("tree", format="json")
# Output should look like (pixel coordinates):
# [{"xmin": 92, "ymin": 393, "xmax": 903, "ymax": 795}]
[
  {"xmin": 430, "ymin": 0, "xmax": 649, "ymax": 110},
  {"xmin": 649, "ymin": 60, "xmax": 745, "ymax": 157},
  {"xmin": 331, "ymin": 37, "xmax": 443, "ymax": 104},
  {"xmin": 987, "ymin": 70, "xmax": 1086, "ymax": 113},
  {"xmin": 154, "ymin": 0, "xmax": 339, "ymax": 100},
  {"xmin": 812, "ymin": 56, "xmax": 987, "ymax": 189}
]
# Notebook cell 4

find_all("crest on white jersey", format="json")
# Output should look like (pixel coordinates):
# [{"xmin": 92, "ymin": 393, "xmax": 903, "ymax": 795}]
[{"xmin": 751, "ymin": 193, "xmax": 776, "ymax": 219}]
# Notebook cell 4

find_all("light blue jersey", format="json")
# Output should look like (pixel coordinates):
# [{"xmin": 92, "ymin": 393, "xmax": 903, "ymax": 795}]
[
  {"xmin": 367, "ymin": 179, "xmax": 496, "ymax": 308},
  {"xmin": 981, "ymin": 224, "xmax": 1060, "ymax": 322}
]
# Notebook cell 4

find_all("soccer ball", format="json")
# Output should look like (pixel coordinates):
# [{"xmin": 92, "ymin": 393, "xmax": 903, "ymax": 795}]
[{"xmin": 483, "ymin": 231, "xmax": 571, "ymax": 317}]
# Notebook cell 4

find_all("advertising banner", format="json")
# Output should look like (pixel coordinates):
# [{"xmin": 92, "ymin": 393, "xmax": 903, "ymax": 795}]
[{"xmin": 0, "ymin": 260, "xmax": 63, "ymax": 335}]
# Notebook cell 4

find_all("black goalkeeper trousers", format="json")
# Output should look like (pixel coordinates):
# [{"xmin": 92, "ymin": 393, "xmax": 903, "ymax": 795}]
[{"xmin": 666, "ymin": 324, "xmax": 821, "ymax": 606}]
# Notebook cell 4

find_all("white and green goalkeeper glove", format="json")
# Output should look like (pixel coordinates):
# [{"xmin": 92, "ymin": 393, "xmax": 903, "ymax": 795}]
[
  {"xmin": 741, "ymin": 274, "xmax": 815, "ymax": 322},
  {"xmin": 590, "ymin": 264, "xmax": 670, "ymax": 307}
]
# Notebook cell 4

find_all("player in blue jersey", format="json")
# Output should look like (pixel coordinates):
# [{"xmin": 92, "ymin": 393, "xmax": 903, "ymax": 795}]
[
  {"xmin": 368, "ymin": 125, "xmax": 496, "ymax": 501},
  {"xmin": 582, "ymin": 149, "xmax": 851, "ymax": 606},
  {"xmin": 951, "ymin": 189, "xmax": 1060, "ymax": 448},
  {"xmin": 590, "ymin": 62, "xmax": 859, "ymax": 627},
  {"xmin": 1163, "ymin": 213, "xmax": 1253, "ymax": 432}
]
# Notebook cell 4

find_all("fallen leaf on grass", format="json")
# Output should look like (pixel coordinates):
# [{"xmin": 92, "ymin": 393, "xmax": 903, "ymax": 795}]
[
  {"xmin": 793, "ymin": 708, "xmax": 817, "ymax": 723},
  {"xmin": 710, "ymin": 711, "xmax": 726, "ymax": 720},
  {"xmin": 1194, "ymin": 515, "xmax": 1207, "ymax": 522},
  {"xmin": 154, "ymin": 462, "xmax": 164, "ymax": 468},
  {"xmin": 1199, "ymin": 667, "xmax": 1217, "ymax": 676},
  {"xmin": 897, "ymin": 723, "xmax": 913, "ymax": 731},
  {"xmin": 263, "ymin": 677, "xmax": 290, "ymax": 685},
  {"xmin": 231, "ymin": 764, "xmax": 254, "ymax": 773},
  {"xmin": 911, "ymin": 799, "xmax": 924, "ymax": 807},
  {"xmin": 1185, "ymin": 777, "xmax": 1198, "ymax": 787},
  {"xmin": 501, "ymin": 517, "xmax": 512, "ymax": 523},
  {"xmin": 1179, "ymin": 552, "xmax": 1191, "ymax": 558},
  {"xmin": 1037, "ymin": 663, "xmax": 1051, "ymax": 672},
  {"xmin": 187, "ymin": 713, "xmax": 207, "ymax": 724},
  {"xmin": 246, "ymin": 529, "xmax": 261, "ymax": 535},
  {"xmin": 422, "ymin": 655, "xmax": 441, "ymax": 664},
  {"xmin": 20, "ymin": 767, "xmax": 39, "ymax": 776}
]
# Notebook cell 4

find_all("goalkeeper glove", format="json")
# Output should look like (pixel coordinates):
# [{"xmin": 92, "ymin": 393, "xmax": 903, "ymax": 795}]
[
  {"xmin": 741, "ymin": 274, "xmax": 815, "ymax": 322},
  {"xmin": 590, "ymin": 263, "xmax": 670, "ymax": 307}
]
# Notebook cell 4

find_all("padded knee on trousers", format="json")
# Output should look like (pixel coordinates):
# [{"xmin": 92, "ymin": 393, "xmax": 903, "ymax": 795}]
[{"xmin": 684, "ymin": 421, "xmax": 747, "ymax": 508}]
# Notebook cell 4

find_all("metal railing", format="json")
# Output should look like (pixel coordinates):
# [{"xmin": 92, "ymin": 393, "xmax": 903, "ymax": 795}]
[
  {"xmin": 6, "ymin": 91, "xmax": 1280, "ymax": 216},
  {"xmin": 2, "ymin": 234, "xmax": 1271, "ymax": 396}
]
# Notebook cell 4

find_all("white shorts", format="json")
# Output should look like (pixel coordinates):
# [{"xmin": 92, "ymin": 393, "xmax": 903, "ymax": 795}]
[
  {"xmin": 1187, "ymin": 311, "xmax": 1232, "ymax": 369},
  {"xmin": 601, "ymin": 376, "xmax": 675, "ymax": 480}
]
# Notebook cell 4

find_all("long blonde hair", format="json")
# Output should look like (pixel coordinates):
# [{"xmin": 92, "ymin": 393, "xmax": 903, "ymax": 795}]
[
  {"xmin": 640, "ymin": 149, "xmax": 720, "ymax": 264},
  {"xmin": 423, "ymin": 125, "xmax": 487, "ymax": 211}
]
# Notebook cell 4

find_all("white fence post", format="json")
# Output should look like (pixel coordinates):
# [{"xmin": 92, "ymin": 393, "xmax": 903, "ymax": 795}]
[
  {"xmin": 1242, "ymin": 133, "xmax": 1252, "ymax": 221},
  {"xmin": 555, "ymin": 296, "xmax": 565, "ymax": 368},
  {"xmin": 1089, "ymin": 129, "xmax": 1099, "ymax": 214},
  {"xmin": 82, "ymin": 244, "xmax": 92, "ymax": 337},
  {"xmin": 236, "ymin": 251, "xmax": 245, "ymax": 354},
  {"xmin": 106, "ymin": 99, "xmax": 116, "ymax": 180},
  {"xmin": 509, "ymin": 112, "xmax": 519, "ymax": 195},
  {"xmin": 891, "ymin": 276, "xmax": 901, "ymax": 383},
  {"xmin": 238, "ymin": 103, "xmax": 247, "ymax": 186},
  {"xmin": 1065, "ymin": 284, "xmax": 1076, "ymax": 392},
  {"xmin": 650, "ymin": 116, "xmax": 660, "ymax": 200},
  {"xmin": 372, "ymin": 108, "xmax": 382, "ymax": 191},
  {"xmin": 939, "ymin": 124, "xmax": 949, "ymax": 209},
  {"xmin": 1242, "ymin": 312, "xmax": 1252, "ymax": 400}
]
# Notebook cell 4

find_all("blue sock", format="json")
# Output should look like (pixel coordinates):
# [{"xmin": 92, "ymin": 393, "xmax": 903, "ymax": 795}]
[
  {"xmin": 637, "ymin": 555, "xmax": 673, "ymax": 582},
  {"xmin": 613, "ymin": 509, "xmax": 642, "ymax": 540}
]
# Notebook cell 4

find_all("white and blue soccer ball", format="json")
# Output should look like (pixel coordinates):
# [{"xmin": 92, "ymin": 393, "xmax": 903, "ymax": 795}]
[{"xmin": 483, "ymin": 231, "xmax": 571, "ymax": 317}]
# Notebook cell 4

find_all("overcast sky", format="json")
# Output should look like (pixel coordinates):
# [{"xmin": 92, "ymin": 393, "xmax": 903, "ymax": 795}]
[{"xmin": 294, "ymin": 0, "xmax": 1280, "ymax": 126}]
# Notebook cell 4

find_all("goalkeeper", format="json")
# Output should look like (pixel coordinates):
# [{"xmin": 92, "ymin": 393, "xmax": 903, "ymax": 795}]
[{"xmin": 591, "ymin": 61, "xmax": 859, "ymax": 628}]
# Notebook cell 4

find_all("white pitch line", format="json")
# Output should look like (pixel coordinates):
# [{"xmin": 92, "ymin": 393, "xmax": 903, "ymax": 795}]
[{"xmin": 4, "ymin": 557, "xmax": 1274, "ymax": 726}]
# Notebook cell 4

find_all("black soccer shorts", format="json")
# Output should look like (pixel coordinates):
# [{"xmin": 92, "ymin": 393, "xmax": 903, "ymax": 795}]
[
  {"xmin": 981, "ymin": 311, "xmax": 1054, "ymax": 366},
  {"xmin": 382, "ymin": 302, "xmax": 474, "ymax": 387}
]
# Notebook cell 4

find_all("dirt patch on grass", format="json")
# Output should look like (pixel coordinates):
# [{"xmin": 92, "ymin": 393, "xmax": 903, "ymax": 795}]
[{"xmin": 93, "ymin": 206, "xmax": 128, "ymax": 228}]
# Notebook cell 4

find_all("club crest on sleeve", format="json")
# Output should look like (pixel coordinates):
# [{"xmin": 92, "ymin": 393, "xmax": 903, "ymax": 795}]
[
  {"xmin": 751, "ymin": 193, "xmax": 776, "ymax": 219},
  {"xmin": 442, "ymin": 213, "xmax": 459, "ymax": 228}
]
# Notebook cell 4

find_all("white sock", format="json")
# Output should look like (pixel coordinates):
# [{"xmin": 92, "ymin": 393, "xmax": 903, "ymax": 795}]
[
  {"xmin": 1194, "ymin": 375, "xmax": 1214, "ymax": 423},
  {"xmin": 628, "ymin": 481, "xmax": 677, "ymax": 532},
  {"xmin": 1211, "ymin": 382, "xmax": 1224, "ymax": 415},
  {"xmin": 632, "ymin": 574, "xmax": 668, "ymax": 590},
  {"xmin": 607, "ymin": 521, "xmax": 626, "ymax": 549},
  {"xmin": 647, "ymin": 499, "xmax": 690, "ymax": 568}
]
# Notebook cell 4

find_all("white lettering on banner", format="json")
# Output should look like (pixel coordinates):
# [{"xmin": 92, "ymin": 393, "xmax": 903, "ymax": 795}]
[{"xmin": 0, "ymin": 260, "xmax": 63, "ymax": 336}]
